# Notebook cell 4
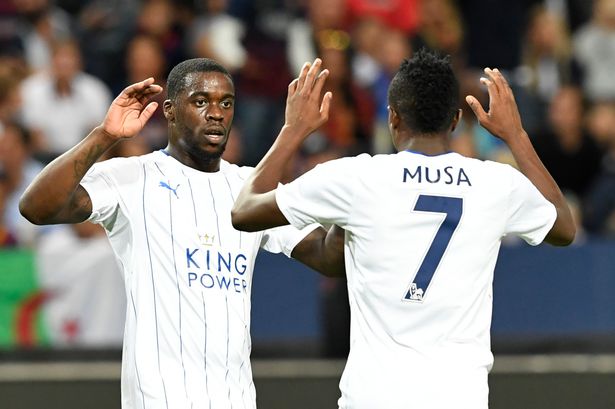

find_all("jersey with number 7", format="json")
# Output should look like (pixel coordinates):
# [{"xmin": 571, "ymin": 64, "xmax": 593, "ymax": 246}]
[{"xmin": 276, "ymin": 150, "xmax": 556, "ymax": 409}]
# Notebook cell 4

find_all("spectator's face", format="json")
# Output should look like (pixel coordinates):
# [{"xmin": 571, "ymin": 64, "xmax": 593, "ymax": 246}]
[
  {"xmin": 528, "ymin": 11, "xmax": 561, "ymax": 54},
  {"xmin": 549, "ymin": 88, "xmax": 582, "ymax": 133},
  {"xmin": 309, "ymin": 0, "xmax": 346, "ymax": 29},
  {"xmin": 138, "ymin": 0, "xmax": 175, "ymax": 37},
  {"xmin": 167, "ymin": 71, "xmax": 235, "ymax": 161},
  {"xmin": 52, "ymin": 43, "xmax": 81, "ymax": 83},
  {"xmin": 596, "ymin": 0, "xmax": 615, "ymax": 29},
  {"xmin": 126, "ymin": 37, "xmax": 166, "ymax": 82},
  {"xmin": 586, "ymin": 102, "xmax": 615, "ymax": 146},
  {"xmin": 0, "ymin": 125, "xmax": 26, "ymax": 174}
]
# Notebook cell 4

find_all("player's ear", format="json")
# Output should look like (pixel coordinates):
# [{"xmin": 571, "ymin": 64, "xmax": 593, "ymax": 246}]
[
  {"xmin": 163, "ymin": 100, "xmax": 175, "ymax": 122},
  {"xmin": 450, "ymin": 109, "xmax": 462, "ymax": 133},
  {"xmin": 388, "ymin": 105, "xmax": 400, "ymax": 130}
]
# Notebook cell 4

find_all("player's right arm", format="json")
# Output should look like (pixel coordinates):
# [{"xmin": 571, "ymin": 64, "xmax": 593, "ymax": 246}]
[
  {"xmin": 19, "ymin": 78, "xmax": 162, "ymax": 225},
  {"xmin": 465, "ymin": 68, "xmax": 576, "ymax": 246}
]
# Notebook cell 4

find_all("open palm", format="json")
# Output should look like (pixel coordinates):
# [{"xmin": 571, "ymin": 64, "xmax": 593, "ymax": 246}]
[{"xmin": 102, "ymin": 78, "xmax": 163, "ymax": 139}]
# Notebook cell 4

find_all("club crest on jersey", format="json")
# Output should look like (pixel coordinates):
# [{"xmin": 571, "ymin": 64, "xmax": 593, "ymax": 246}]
[
  {"xmin": 198, "ymin": 233, "xmax": 216, "ymax": 246},
  {"xmin": 405, "ymin": 283, "xmax": 424, "ymax": 302},
  {"xmin": 159, "ymin": 180, "xmax": 180, "ymax": 198}
]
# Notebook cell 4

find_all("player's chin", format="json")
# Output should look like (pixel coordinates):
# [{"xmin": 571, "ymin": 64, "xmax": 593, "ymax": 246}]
[{"xmin": 198, "ymin": 143, "xmax": 226, "ymax": 160}]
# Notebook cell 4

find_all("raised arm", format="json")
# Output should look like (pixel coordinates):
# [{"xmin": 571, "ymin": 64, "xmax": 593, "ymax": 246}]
[
  {"xmin": 465, "ymin": 68, "xmax": 576, "ymax": 246},
  {"xmin": 231, "ymin": 58, "xmax": 332, "ymax": 231},
  {"xmin": 19, "ymin": 78, "xmax": 162, "ymax": 225}
]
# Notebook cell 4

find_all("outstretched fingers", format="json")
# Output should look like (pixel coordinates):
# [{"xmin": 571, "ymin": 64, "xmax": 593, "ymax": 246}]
[
  {"xmin": 296, "ymin": 62, "xmax": 312, "ymax": 92},
  {"xmin": 288, "ymin": 78, "xmax": 299, "ymax": 98},
  {"xmin": 465, "ymin": 94, "xmax": 487, "ymax": 123},
  {"xmin": 312, "ymin": 68, "xmax": 330, "ymax": 100},
  {"xmin": 301, "ymin": 58, "xmax": 322, "ymax": 95},
  {"xmin": 138, "ymin": 101, "xmax": 159, "ymax": 125},
  {"xmin": 122, "ymin": 77, "xmax": 156, "ymax": 97},
  {"xmin": 320, "ymin": 91, "xmax": 333, "ymax": 122}
]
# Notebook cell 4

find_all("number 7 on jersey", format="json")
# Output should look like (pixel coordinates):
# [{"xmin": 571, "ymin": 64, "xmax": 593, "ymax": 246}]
[{"xmin": 404, "ymin": 195, "xmax": 463, "ymax": 302}]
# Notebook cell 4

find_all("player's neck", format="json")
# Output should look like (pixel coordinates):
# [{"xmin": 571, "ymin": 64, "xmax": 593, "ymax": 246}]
[
  {"xmin": 164, "ymin": 144, "xmax": 221, "ymax": 173},
  {"xmin": 397, "ymin": 133, "xmax": 451, "ymax": 156}
]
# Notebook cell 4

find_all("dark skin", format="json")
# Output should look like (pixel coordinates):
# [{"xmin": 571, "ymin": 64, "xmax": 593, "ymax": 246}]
[
  {"xmin": 231, "ymin": 60, "xmax": 575, "ymax": 247},
  {"xmin": 19, "ymin": 73, "xmax": 345, "ymax": 277}
]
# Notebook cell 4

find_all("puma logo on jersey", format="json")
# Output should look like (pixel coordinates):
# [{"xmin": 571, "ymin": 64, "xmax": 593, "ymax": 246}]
[{"xmin": 159, "ymin": 181, "xmax": 180, "ymax": 198}]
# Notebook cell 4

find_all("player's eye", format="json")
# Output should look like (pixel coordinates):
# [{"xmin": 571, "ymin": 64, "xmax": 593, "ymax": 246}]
[
  {"xmin": 195, "ymin": 99, "xmax": 207, "ymax": 107},
  {"xmin": 221, "ymin": 100, "xmax": 233, "ymax": 109}
]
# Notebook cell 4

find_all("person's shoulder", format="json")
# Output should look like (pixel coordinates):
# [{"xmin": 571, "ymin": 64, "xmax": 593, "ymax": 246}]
[
  {"xmin": 74, "ymin": 73, "xmax": 112, "ymax": 96},
  {"xmin": 317, "ymin": 152, "xmax": 374, "ymax": 169},
  {"xmin": 96, "ymin": 152, "xmax": 153, "ymax": 172},
  {"xmin": 220, "ymin": 160, "xmax": 253, "ymax": 180},
  {"xmin": 20, "ymin": 72, "xmax": 50, "ymax": 93}
]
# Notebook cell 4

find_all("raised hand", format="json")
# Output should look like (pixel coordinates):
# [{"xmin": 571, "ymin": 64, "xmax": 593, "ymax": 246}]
[
  {"xmin": 102, "ymin": 77, "xmax": 163, "ymax": 139},
  {"xmin": 284, "ymin": 58, "xmax": 332, "ymax": 138},
  {"xmin": 465, "ymin": 68, "xmax": 526, "ymax": 144}
]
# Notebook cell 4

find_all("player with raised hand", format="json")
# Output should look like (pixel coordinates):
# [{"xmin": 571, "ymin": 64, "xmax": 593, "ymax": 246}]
[
  {"xmin": 232, "ymin": 50, "xmax": 575, "ymax": 408},
  {"xmin": 20, "ymin": 58, "xmax": 344, "ymax": 409}
]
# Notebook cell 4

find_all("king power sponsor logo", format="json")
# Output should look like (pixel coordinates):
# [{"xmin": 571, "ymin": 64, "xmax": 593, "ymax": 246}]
[{"xmin": 185, "ymin": 247, "xmax": 249, "ymax": 294}]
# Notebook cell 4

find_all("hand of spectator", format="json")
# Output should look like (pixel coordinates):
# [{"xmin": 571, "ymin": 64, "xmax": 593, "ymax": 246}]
[
  {"xmin": 283, "ymin": 58, "xmax": 332, "ymax": 140},
  {"xmin": 101, "ymin": 78, "xmax": 163, "ymax": 140},
  {"xmin": 465, "ymin": 68, "xmax": 526, "ymax": 145}
]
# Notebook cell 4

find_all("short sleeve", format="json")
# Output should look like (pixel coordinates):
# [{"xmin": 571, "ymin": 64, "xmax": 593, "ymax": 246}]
[
  {"xmin": 504, "ymin": 167, "xmax": 557, "ymax": 246},
  {"xmin": 80, "ymin": 157, "xmax": 140, "ymax": 230},
  {"xmin": 275, "ymin": 156, "xmax": 361, "ymax": 229},
  {"xmin": 259, "ymin": 223, "xmax": 320, "ymax": 257}
]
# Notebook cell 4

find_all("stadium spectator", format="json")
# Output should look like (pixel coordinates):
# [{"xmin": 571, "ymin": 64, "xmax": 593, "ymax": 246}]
[
  {"xmin": 0, "ymin": 121, "xmax": 45, "ymax": 247},
  {"xmin": 418, "ymin": 0, "xmax": 464, "ymax": 68},
  {"xmin": 346, "ymin": 0, "xmax": 420, "ymax": 34},
  {"xmin": 122, "ymin": 34, "xmax": 168, "ymax": 151},
  {"xmin": 532, "ymin": 86, "xmax": 603, "ymax": 199},
  {"xmin": 287, "ymin": 0, "xmax": 349, "ymax": 77},
  {"xmin": 582, "ymin": 101, "xmax": 615, "ymax": 236},
  {"xmin": 185, "ymin": 0, "xmax": 247, "ymax": 73},
  {"xmin": 11, "ymin": 0, "xmax": 73, "ymax": 72},
  {"xmin": 229, "ymin": 2, "xmax": 297, "ymax": 167},
  {"xmin": 573, "ymin": 0, "xmax": 615, "ymax": 101},
  {"xmin": 135, "ymin": 0, "xmax": 186, "ymax": 72},
  {"xmin": 19, "ymin": 38, "xmax": 112, "ymax": 162},
  {"xmin": 74, "ymin": 0, "xmax": 140, "ymax": 91},
  {"xmin": 515, "ymin": 4, "xmax": 582, "ymax": 135},
  {"xmin": 370, "ymin": 27, "xmax": 412, "ymax": 153}
]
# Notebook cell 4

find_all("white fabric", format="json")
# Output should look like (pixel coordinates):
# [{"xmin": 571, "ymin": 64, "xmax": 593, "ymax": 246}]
[
  {"xmin": 276, "ymin": 151, "xmax": 557, "ymax": 409},
  {"xmin": 81, "ymin": 151, "xmax": 316, "ymax": 409},
  {"xmin": 20, "ymin": 71, "xmax": 112, "ymax": 154},
  {"xmin": 573, "ymin": 24, "xmax": 615, "ymax": 101}
]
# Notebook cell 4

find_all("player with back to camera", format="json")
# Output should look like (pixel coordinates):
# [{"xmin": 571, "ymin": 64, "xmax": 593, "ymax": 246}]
[
  {"xmin": 19, "ymin": 58, "xmax": 344, "ymax": 409},
  {"xmin": 231, "ymin": 50, "xmax": 576, "ymax": 408}
]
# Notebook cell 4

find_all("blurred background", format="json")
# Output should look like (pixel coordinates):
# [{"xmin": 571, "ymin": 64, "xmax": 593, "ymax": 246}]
[{"xmin": 1, "ymin": 0, "xmax": 615, "ymax": 407}]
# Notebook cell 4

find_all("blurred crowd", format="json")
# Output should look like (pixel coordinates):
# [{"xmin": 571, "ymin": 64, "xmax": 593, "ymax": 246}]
[{"xmin": 1, "ymin": 0, "xmax": 615, "ymax": 349}]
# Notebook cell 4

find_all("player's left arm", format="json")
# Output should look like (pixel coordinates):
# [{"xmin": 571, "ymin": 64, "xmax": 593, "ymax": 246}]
[
  {"xmin": 231, "ymin": 58, "xmax": 331, "ymax": 231},
  {"xmin": 291, "ymin": 224, "xmax": 345, "ymax": 278},
  {"xmin": 466, "ymin": 68, "xmax": 576, "ymax": 246}
]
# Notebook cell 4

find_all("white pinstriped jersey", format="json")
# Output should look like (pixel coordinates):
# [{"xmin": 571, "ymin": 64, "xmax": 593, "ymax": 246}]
[
  {"xmin": 276, "ymin": 151, "xmax": 557, "ymax": 409},
  {"xmin": 81, "ymin": 151, "xmax": 314, "ymax": 409}
]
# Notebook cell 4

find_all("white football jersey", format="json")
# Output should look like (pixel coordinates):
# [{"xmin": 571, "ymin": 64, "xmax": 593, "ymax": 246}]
[
  {"xmin": 276, "ymin": 151, "xmax": 557, "ymax": 409},
  {"xmin": 81, "ymin": 150, "xmax": 315, "ymax": 409}
]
